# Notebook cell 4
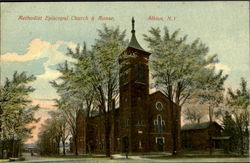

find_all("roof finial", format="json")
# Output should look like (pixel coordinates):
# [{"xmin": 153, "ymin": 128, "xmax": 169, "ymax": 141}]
[{"xmin": 131, "ymin": 17, "xmax": 135, "ymax": 34}]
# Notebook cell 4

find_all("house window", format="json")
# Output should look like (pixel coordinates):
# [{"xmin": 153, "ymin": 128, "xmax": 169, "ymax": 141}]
[{"xmin": 156, "ymin": 101, "xmax": 163, "ymax": 111}]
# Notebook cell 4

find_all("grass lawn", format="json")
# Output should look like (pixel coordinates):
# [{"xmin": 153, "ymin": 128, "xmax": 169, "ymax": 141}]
[
  {"xmin": 144, "ymin": 149, "xmax": 249, "ymax": 159},
  {"xmin": 26, "ymin": 150, "xmax": 249, "ymax": 161},
  {"xmin": 41, "ymin": 154, "xmax": 108, "ymax": 160}
]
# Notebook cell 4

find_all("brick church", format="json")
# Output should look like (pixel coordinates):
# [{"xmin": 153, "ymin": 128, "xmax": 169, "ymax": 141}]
[{"xmin": 75, "ymin": 18, "xmax": 180, "ymax": 153}]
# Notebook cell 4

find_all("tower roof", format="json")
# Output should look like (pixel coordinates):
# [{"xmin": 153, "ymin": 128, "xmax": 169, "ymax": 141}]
[{"xmin": 127, "ymin": 17, "xmax": 148, "ymax": 53}]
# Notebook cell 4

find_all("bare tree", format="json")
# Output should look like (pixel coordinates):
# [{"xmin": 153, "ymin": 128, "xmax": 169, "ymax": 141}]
[{"xmin": 183, "ymin": 107, "xmax": 204, "ymax": 124}]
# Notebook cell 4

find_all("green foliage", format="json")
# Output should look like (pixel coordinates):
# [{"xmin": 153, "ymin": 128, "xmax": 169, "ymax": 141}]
[
  {"xmin": 144, "ymin": 26, "xmax": 228, "ymax": 155},
  {"xmin": 143, "ymin": 27, "xmax": 224, "ymax": 106},
  {"xmin": 222, "ymin": 78, "xmax": 250, "ymax": 155},
  {"xmin": 50, "ymin": 25, "xmax": 126, "ymax": 156},
  {"xmin": 227, "ymin": 78, "xmax": 250, "ymax": 110},
  {"xmin": 37, "ymin": 110, "xmax": 68, "ymax": 156},
  {"xmin": 222, "ymin": 111, "xmax": 238, "ymax": 152},
  {"xmin": 0, "ymin": 71, "xmax": 38, "ymax": 158}
]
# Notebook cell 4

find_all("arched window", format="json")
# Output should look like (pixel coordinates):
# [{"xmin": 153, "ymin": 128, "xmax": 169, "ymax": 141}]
[
  {"xmin": 157, "ymin": 115, "xmax": 162, "ymax": 123},
  {"xmin": 156, "ymin": 101, "xmax": 163, "ymax": 111},
  {"xmin": 154, "ymin": 114, "xmax": 165, "ymax": 133}
]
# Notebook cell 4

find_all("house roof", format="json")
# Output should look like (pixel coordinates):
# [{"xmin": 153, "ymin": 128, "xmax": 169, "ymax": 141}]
[{"xmin": 181, "ymin": 121, "xmax": 221, "ymax": 131}]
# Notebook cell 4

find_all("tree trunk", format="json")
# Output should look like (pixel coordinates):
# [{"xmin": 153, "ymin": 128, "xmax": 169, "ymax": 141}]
[
  {"xmin": 173, "ymin": 87, "xmax": 182, "ymax": 156},
  {"xmin": 209, "ymin": 106, "xmax": 213, "ymax": 155},
  {"xmin": 1, "ymin": 145, "xmax": 3, "ymax": 159},
  {"xmin": 18, "ymin": 141, "xmax": 21, "ymax": 157},
  {"xmin": 57, "ymin": 141, "xmax": 60, "ymax": 155},
  {"xmin": 170, "ymin": 101, "xmax": 177, "ymax": 156},
  {"xmin": 104, "ymin": 117, "xmax": 111, "ymax": 157},
  {"xmin": 177, "ymin": 106, "xmax": 181, "ymax": 152},
  {"xmin": 74, "ymin": 136, "xmax": 78, "ymax": 156},
  {"xmin": 239, "ymin": 129, "xmax": 244, "ymax": 155},
  {"xmin": 87, "ymin": 143, "xmax": 92, "ymax": 156},
  {"xmin": 0, "ymin": 123, "xmax": 2, "ymax": 159},
  {"xmin": 12, "ymin": 139, "xmax": 15, "ymax": 158},
  {"xmin": 85, "ymin": 117, "xmax": 89, "ymax": 155},
  {"xmin": 62, "ymin": 141, "xmax": 66, "ymax": 156}
]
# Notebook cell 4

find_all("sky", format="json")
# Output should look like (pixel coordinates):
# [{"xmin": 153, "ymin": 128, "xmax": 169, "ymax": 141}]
[{"xmin": 1, "ymin": 2, "xmax": 249, "ymax": 143}]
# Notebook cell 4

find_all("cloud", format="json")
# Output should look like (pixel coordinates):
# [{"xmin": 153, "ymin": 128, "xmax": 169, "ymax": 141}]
[
  {"xmin": 1, "ymin": 39, "xmax": 77, "ymax": 65},
  {"xmin": 1, "ymin": 39, "xmax": 78, "ymax": 102},
  {"xmin": 1, "ymin": 39, "xmax": 77, "ymax": 82},
  {"xmin": 1, "ymin": 39, "xmax": 51, "ymax": 62},
  {"xmin": 214, "ymin": 63, "xmax": 231, "ymax": 74},
  {"xmin": 206, "ymin": 63, "xmax": 231, "ymax": 74}
]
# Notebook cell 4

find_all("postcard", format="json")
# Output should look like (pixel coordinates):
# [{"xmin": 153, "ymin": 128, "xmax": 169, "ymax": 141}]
[{"xmin": 0, "ymin": 2, "xmax": 249, "ymax": 162}]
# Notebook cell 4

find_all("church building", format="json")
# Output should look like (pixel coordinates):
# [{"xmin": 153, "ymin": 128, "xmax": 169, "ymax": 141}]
[{"xmin": 75, "ymin": 18, "xmax": 180, "ymax": 153}]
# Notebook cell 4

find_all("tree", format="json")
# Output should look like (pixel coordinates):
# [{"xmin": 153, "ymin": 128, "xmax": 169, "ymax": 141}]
[
  {"xmin": 225, "ymin": 78, "xmax": 250, "ymax": 155},
  {"xmin": 49, "ymin": 110, "xmax": 70, "ymax": 156},
  {"xmin": 64, "ymin": 44, "xmax": 98, "ymax": 155},
  {"xmin": 37, "ymin": 113, "xmax": 64, "ymax": 156},
  {"xmin": 183, "ymin": 107, "xmax": 204, "ymax": 124},
  {"xmin": 51, "ymin": 89, "xmax": 81, "ymax": 156},
  {"xmin": 50, "ymin": 40, "xmax": 97, "ymax": 155},
  {"xmin": 0, "ymin": 71, "xmax": 38, "ymax": 158},
  {"xmin": 221, "ymin": 111, "xmax": 238, "ymax": 153},
  {"xmin": 51, "ymin": 25, "xmax": 126, "ymax": 157},
  {"xmin": 197, "ymin": 69, "xmax": 228, "ymax": 122},
  {"xmin": 196, "ymin": 69, "xmax": 228, "ymax": 154},
  {"xmin": 85, "ymin": 25, "xmax": 126, "ymax": 157},
  {"xmin": 143, "ymin": 27, "xmax": 227, "ymax": 155},
  {"xmin": 58, "ymin": 114, "xmax": 70, "ymax": 156}
]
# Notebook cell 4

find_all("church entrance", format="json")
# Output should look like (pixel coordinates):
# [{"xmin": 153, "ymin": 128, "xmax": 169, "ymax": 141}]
[
  {"xmin": 122, "ymin": 136, "xmax": 129, "ymax": 153},
  {"xmin": 156, "ymin": 137, "xmax": 164, "ymax": 152}
]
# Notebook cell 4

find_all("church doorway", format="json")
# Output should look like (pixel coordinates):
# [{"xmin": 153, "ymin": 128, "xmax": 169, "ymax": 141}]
[
  {"xmin": 122, "ymin": 136, "xmax": 129, "ymax": 153},
  {"xmin": 156, "ymin": 137, "xmax": 164, "ymax": 152}
]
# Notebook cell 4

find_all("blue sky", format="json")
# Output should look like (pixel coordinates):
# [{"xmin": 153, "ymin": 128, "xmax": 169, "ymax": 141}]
[{"xmin": 1, "ymin": 2, "xmax": 250, "ymax": 103}]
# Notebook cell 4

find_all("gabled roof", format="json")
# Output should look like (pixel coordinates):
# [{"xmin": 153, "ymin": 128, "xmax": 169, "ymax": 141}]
[
  {"xmin": 149, "ymin": 90, "xmax": 167, "ymax": 97},
  {"xmin": 149, "ymin": 90, "xmax": 179, "ymax": 108},
  {"xmin": 182, "ymin": 121, "xmax": 222, "ymax": 131}
]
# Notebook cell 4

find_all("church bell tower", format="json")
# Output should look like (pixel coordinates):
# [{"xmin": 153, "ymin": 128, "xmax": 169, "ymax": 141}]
[{"xmin": 119, "ymin": 18, "xmax": 151, "ymax": 152}]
